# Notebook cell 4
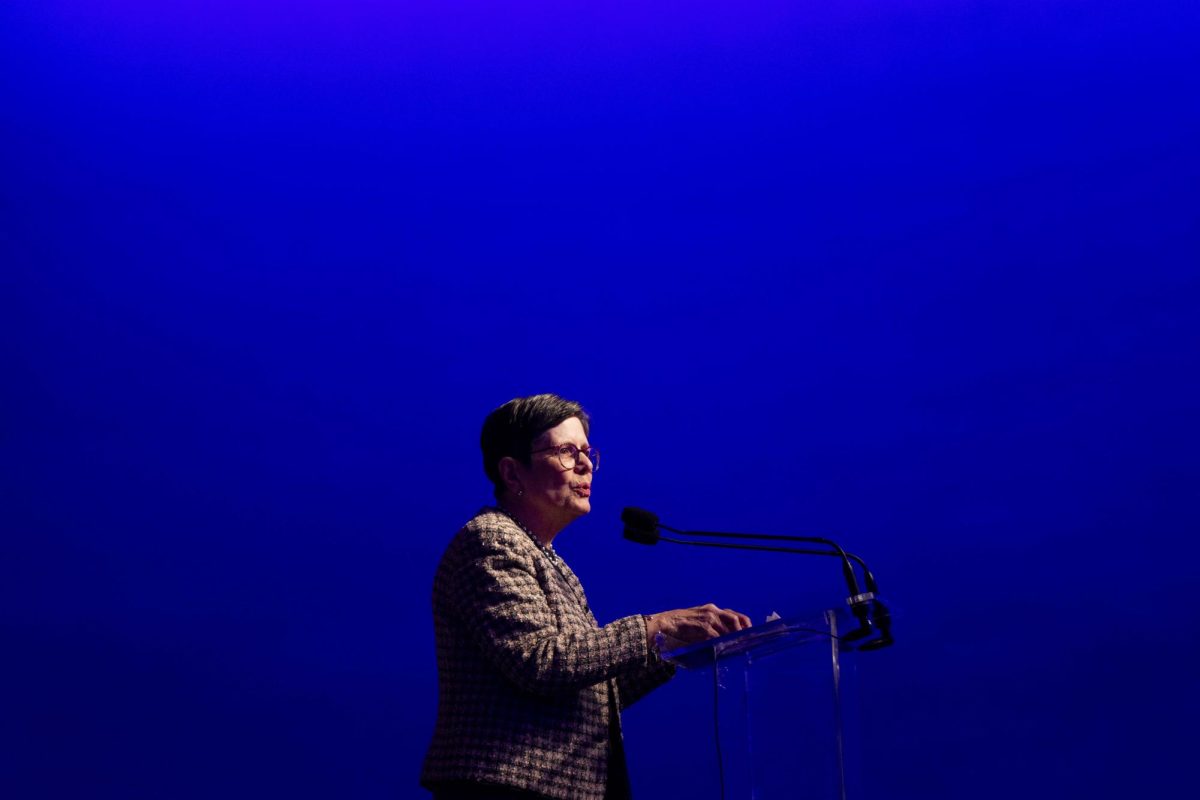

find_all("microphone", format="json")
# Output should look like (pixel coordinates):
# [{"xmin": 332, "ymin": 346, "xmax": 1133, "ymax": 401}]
[
  {"xmin": 621, "ymin": 506, "xmax": 661, "ymax": 545},
  {"xmin": 621, "ymin": 506, "xmax": 892, "ymax": 648},
  {"xmin": 623, "ymin": 506, "xmax": 864, "ymax": 595}
]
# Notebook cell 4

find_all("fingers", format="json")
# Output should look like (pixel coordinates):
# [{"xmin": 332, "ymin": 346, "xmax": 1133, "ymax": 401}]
[
  {"xmin": 648, "ymin": 604, "xmax": 754, "ymax": 649},
  {"xmin": 681, "ymin": 605, "xmax": 751, "ymax": 640},
  {"xmin": 728, "ymin": 608, "xmax": 752, "ymax": 630},
  {"xmin": 701, "ymin": 604, "xmax": 751, "ymax": 635},
  {"xmin": 725, "ymin": 609, "xmax": 749, "ymax": 633}
]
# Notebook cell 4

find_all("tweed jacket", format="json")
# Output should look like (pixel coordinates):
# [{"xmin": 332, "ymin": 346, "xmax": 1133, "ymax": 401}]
[{"xmin": 421, "ymin": 508, "xmax": 676, "ymax": 800}]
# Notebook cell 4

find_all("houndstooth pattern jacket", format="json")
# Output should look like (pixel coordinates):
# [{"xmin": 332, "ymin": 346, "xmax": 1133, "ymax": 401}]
[{"xmin": 421, "ymin": 508, "xmax": 676, "ymax": 799}]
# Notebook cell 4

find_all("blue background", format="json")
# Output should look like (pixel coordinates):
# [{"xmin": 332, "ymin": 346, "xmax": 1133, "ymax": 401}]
[{"xmin": 4, "ymin": 2, "xmax": 1198, "ymax": 798}]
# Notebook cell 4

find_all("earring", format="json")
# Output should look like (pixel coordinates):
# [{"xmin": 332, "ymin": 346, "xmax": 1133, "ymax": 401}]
[{"xmin": 517, "ymin": 489, "xmax": 524, "ymax": 497}]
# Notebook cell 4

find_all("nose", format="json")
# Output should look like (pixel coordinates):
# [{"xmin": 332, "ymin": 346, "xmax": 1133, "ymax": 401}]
[{"xmin": 576, "ymin": 451, "xmax": 593, "ymax": 472}]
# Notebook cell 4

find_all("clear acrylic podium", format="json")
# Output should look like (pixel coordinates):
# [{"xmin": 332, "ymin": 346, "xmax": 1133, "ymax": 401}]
[{"xmin": 660, "ymin": 605, "xmax": 882, "ymax": 799}]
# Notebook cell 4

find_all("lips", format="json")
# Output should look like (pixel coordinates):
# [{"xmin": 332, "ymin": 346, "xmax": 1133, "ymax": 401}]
[{"xmin": 571, "ymin": 484, "xmax": 591, "ymax": 497}]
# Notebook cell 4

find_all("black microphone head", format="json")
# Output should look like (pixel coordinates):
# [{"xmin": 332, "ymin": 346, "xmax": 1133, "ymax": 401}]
[
  {"xmin": 623, "ymin": 527, "xmax": 660, "ymax": 545},
  {"xmin": 621, "ymin": 507, "xmax": 658, "ymax": 529},
  {"xmin": 621, "ymin": 507, "xmax": 660, "ymax": 545}
]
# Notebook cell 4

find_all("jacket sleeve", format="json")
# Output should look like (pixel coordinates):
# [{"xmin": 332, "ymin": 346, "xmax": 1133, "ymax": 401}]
[
  {"xmin": 446, "ymin": 530, "xmax": 652, "ymax": 697},
  {"xmin": 615, "ymin": 638, "xmax": 676, "ymax": 710}
]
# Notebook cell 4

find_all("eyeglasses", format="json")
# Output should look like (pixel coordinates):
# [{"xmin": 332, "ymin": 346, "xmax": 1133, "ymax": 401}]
[{"xmin": 529, "ymin": 443, "xmax": 599, "ymax": 472}]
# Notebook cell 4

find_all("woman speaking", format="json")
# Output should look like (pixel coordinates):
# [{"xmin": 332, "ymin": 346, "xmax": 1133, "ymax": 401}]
[{"xmin": 421, "ymin": 394, "xmax": 750, "ymax": 800}]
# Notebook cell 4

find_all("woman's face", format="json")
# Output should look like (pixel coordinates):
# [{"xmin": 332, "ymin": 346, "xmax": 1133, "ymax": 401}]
[{"xmin": 520, "ymin": 416, "xmax": 593, "ymax": 529}]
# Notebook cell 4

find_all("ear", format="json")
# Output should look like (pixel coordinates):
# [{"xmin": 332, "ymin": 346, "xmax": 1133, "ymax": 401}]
[{"xmin": 497, "ymin": 456, "xmax": 524, "ymax": 496}]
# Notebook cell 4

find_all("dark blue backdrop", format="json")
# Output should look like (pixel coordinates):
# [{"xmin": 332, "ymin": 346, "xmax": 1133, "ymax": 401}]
[{"xmin": 4, "ymin": 2, "xmax": 1198, "ymax": 798}]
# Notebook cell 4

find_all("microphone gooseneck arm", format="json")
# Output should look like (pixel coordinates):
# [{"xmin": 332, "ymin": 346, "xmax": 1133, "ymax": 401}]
[
  {"xmin": 658, "ymin": 522, "xmax": 867, "ymax": 601},
  {"xmin": 654, "ymin": 533, "xmax": 879, "ymax": 596},
  {"xmin": 621, "ymin": 506, "xmax": 892, "ymax": 648}
]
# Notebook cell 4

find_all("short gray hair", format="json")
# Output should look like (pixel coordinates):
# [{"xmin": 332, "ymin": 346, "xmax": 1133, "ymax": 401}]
[{"xmin": 480, "ymin": 394, "xmax": 590, "ymax": 499}]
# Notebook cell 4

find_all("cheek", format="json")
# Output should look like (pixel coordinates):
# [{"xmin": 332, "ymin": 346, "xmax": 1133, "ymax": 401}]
[{"xmin": 536, "ymin": 474, "xmax": 573, "ymax": 499}]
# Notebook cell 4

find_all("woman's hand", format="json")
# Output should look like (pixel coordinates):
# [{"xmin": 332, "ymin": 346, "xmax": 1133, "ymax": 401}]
[{"xmin": 645, "ymin": 604, "xmax": 752, "ymax": 652}]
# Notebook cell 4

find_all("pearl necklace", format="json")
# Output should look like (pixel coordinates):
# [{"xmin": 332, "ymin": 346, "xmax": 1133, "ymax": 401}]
[
  {"xmin": 495, "ymin": 506, "xmax": 590, "ymax": 614},
  {"xmin": 496, "ymin": 506, "xmax": 563, "ymax": 566}
]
